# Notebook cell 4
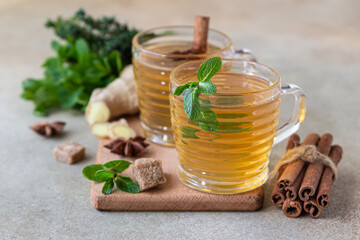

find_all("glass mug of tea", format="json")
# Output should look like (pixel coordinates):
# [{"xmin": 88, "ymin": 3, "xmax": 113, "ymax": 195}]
[
  {"xmin": 169, "ymin": 59, "xmax": 307, "ymax": 194},
  {"xmin": 132, "ymin": 26, "xmax": 255, "ymax": 146}
]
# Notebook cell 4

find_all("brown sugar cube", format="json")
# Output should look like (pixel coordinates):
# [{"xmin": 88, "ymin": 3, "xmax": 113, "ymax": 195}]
[
  {"xmin": 133, "ymin": 158, "xmax": 166, "ymax": 191},
  {"xmin": 53, "ymin": 141, "xmax": 85, "ymax": 164}
]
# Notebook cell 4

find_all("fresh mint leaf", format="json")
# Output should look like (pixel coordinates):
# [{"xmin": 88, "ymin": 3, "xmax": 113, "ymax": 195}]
[
  {"xmin": 198, "ymin": 107, "xmax": 219, "ymax": 132},
  {"xmin": 217, "ymin": 113, "xmax": 248, "ymax": 119},
  {"xmin": 174, "ymin": 82, "xmax": 196, "ymax": 96},
  {"xmin": 174, "ymin": 57, "xmax": 223, "ymax": 132},
  {"xmin": 82, "ymin": 160, "xmax": 139, "ymax": 195},
  {"xmin": 184, "ymin": 87, "xmax": 201, "ymax": 120},
  {"xmin": 51, "ymin": 40, "xmax": 61, "ymax": 52},
  {"xmin": 59, "ymin": 88, "xmax": 83, "ymax": 109},
  {"xmin": 107, "ymin": 50, "xmax": 122, "ymax": 76},
  {"xmin": 115, "ymin": 176, "xmax": 140, "ymax": 193},
  {"xmin": 215, "ymin": 97, "xmax": 244, "ymax": 106},
  {"xmin": 75, "ymin": 38, "xmax": 90, "ymax": 57},
  {"xmin": 21, "ymin": 79, "xmax": 42, "ymax": 100},
  {"xmin": 95, "ymin": 170, "xmax": 116, "ymax": 182},
  {"xmin": 102, "ymin": 179, "xmax": 114, "ymax": 195},
  {"xmin": 180, "ymin": 126, "xmax": 200, "ymax": 139},
  {"xmin": 197, "ymin": 56, "xmax": 222, "ymax": 82},
  {"xmin": 198, "ymin": 82, "xmax": 217, "ymax": 95},
  {"xmin": 103, "ymin": 160, "xmax": 131, "ymax": 173},
  {"xmin": 82, "ymin": 164, "xmax": 104, "ymax": 181}
]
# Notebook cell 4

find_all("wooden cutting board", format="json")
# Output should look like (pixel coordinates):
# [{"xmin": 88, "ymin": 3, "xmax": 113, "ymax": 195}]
[{"xmin": 90, "ymin": 116, "xmax": 264, "ymax": 211}]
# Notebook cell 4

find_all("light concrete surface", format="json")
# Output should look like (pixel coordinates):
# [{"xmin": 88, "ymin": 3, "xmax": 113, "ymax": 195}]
[{"xmin": 0, "ymin": 0, "xmax": 359, "ymax": 239}]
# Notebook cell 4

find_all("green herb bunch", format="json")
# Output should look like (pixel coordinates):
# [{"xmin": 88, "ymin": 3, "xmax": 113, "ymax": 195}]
[
  {"xmin": 174, "ymin": 57, "xmax": 222, "ymax": 132},
  {"xmin": 46, "ymin": 9, "xmax": 138, "ymax": 66},
  {"xmin": 21, "ymin": 9, "xmax": 139, "ymax": 116},
  {"xmin": 83, "ymin": 160, "xmax": 140, "ymax": 195}
]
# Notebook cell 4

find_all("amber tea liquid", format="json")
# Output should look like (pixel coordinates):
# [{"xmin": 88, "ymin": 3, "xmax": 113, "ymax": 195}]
[
  {"xmin": 133, "ymin": 42, "xmax": 221, "ymax": 145},
  {"xmin": 170, "ymin": 73, "xmax": 281, "ymax": 194}
]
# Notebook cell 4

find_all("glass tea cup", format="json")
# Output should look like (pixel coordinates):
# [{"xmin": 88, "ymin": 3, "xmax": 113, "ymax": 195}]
[
  {"xmin": 132, "ymin": 26, "xmax": 255, "ymax": 146},
  {"xmin": 169, "ymin": 59, "xmax": 306, "ymax": 194}
]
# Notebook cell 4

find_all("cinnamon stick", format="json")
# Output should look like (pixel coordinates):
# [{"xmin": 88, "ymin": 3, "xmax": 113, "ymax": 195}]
[
  {"xmin": 282, "ymin": 198, "xmax": 302, "ymax": 218},
  {"xmin": 316, "ymin": 145, "xmax": 343, "ymax": 208},
  {"xmin": 299, "ymin": 134, "xmax": 333, "ymax": 201},
  {"xmin": 192, "ymin": 16, "xmax": 209, "ymax": 53},
  {"xmin": 277, "ymin": 133, "xmax": 320, "ymax": 190},
  {"xmin": 270, "ymin": 134, "xmax": 300, "ymax": 207},
  {"xmin": 304, "ymin": 197, "xmax": 322, "ymax": 219},
  {"xmin": 284, "ymin": 164, "xmax": 307, "ymax": 201}
]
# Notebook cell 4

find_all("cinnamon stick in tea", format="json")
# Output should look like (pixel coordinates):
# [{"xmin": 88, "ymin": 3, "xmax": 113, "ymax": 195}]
[
  {"xmin": 192, "ymin": 16, "xmax": 209, "ymax": 53},
  {"xmin": 304, "ymin": 197, "xmax": 322, "ymax": 219},
  {"xmin": 282, "ymin": 198, "xmax": 302, "ymax": 218},
  {"xmin": 299, "ymin": 134, "xmax": 333, "ymax": 201},
  {"xmin": 270, "ymin": 134, "xmax": 300, "ymax": 207},
  {"xmin": 316, "ymin": 145, "xmax": 343, "ymax": 208},
  {"xmin": 277, "ymin": 133, "xmax": 320, "ymax": 190}
]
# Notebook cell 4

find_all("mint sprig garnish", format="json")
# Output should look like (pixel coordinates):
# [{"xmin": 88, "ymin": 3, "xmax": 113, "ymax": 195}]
[
  {"xmin": 82, "ymin": 160, "xmax": 140, "ymax": 195},
  {"xmin": 174, "ymin": 57, "xmax": 222, "ymax": 132}
]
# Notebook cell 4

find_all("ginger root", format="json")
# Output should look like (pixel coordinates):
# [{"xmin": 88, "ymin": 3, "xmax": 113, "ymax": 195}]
[
  {"xmin": 109, "ymin": 122, "xmax": 135, "ymax": 140},
  {"xmin": 85, "ymin": 65, "xmax": 139, "ymax": 125},
  {"xmin": 91, "ymin": 119, "xmax": 135, "ymax": 140},
  {"xmin": 91, "ymin": 122, "xmax": 110, "ymax": 139}
]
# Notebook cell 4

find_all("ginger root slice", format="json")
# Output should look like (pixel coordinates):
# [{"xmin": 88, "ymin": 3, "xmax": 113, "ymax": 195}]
[
  {"xmin": 109, "ymin": 121, "xmax": 135, "ymax": 140},
  {"xmin": 90, "ymin": 118, "xmax": 134, "ymax": 139},
  {"xmin": 85, "ymin": 65, "xmax": 139, "ymax": 125},
  {"xmin": 91, "ymin": 122, "xmax": 110, "ymax": 138}
]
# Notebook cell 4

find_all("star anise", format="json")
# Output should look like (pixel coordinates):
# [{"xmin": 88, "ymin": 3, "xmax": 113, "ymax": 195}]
[
  {"xmin": 104, "ymin": 136, "xmax": 149, "ymax": 157},
  {"xmin": 29, "ymin": 121, "xmax": 66, "ymax": 137}
]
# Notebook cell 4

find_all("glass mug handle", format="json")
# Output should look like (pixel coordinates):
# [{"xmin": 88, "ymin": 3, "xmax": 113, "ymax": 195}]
[
  {"xmin": 233, "ymin": 48, "xmax": 257, "ymax": 62},
  {"xmin": 273, "ymin": 83, "xmax": 307, "ymax": 145}
]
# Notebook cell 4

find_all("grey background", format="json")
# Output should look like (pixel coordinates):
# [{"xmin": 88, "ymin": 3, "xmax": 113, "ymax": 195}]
[{"xmin": 0, "ymin": 0, "xmax": 359, "ymax": 239}]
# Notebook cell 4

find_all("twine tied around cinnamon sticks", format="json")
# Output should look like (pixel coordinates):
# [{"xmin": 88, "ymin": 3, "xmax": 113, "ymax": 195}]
[
  {"xmin": 269, "ymin": 144, "xmax": 338, "ymax": 182},
  {"xmin": 270, "ymin": 133, "xmax": 343, "ymax": 219}
]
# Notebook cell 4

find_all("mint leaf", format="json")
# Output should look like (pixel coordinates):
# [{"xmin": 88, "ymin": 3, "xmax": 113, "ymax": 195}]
[
  {"xmin": 197, "ymin": 57, "xmax": 222, "ymax": 82},
  {"xmin": 95, "ymin": 170, "xmax": 116, "ymax": 182},
  {"xmin": 75, "ymin": 38, "xmax": 90, "ymax": 57},
  {"xmin": 174, "ymin": 82, "xmax": 196, "ymax": 96},
  {"xmin": 198, "ymin": 107, "xmax": 219, "ymax": 132},
  {"xmin": 103, "ymin": 160, "xmax": 131, "ymax": 173},
  {"xmin": 115, "ymin": 176, "xmax": 140, "ymax": 193},
  {"xmin": 181, "ymin": 126, "xmax": 200, "ymax": 139},
  {"xmin": 217, "ymin": 113, "xmax": 248, "ymax": 119},
  {"xmin": 102, "ymin": 179, "xmax": 114, "ymax": 195},
  {"xmin": 215, "ymin": 97, "xmax": 244, "ymax": 106},
  {"xmin": 198, "ymin": 82, "xmax": 217, "ymax": 95},
  {"xmin": 108, "ymin": 50, "xmax": 122, "ymax": 76},
  {"xmin": 82, "ymin": 164, "xmax": 104, "ymax": 181},
  {"xmin": 184, "ymin": 87, "xmax": 201, "ymax": 120}
]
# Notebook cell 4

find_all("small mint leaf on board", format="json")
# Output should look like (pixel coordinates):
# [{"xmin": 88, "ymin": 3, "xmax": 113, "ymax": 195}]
[
  {"xmin": 95, "ymin": 170, "xmax": 116, "ymax": 182},
  {"xmin": 198, "ymin": 82, "xmax": 217, "ymax": 95},
  {"xmin": 82, "ymin": 164, "xmax": 104, "ymax": 182},
  {"xmin": 103, "ymin": 160, "xmax": 131, "ymax": 173},
  {"xmin": 115, "ymin": 176, "xmax": 140, "ymax": 193},
  {"xmin": 102, "ymin": 179, "xmax": 114, "ymax": 195},
  {"xmin": 197, "ymin": 56, "xmax": 222, "ymax": 82},
  {"xmin": 184, "ymin": 87, "xmax": 201, "ymax": 120}
]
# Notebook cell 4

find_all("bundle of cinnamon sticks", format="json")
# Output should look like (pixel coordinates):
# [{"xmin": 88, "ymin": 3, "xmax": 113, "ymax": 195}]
[{"xmin": 270, "ymin": 133, "xmax": 343, "ymax": 218}]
